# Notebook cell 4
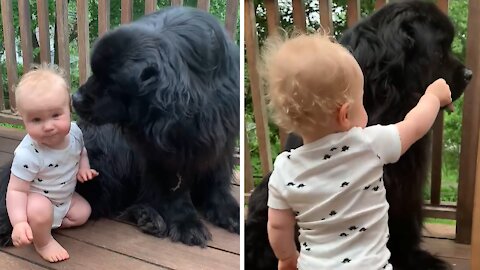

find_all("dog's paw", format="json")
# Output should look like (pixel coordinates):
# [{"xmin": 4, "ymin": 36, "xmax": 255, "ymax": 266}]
[
  {"xmin": 168, "ymin": 218, "xmax": 212, "ymax": 247},
  {"xmin": 118, "ymin": 204, "xmax": 167, "ymax": 237},
  {"xmin": 204, "ymin": 201, "xmax": 240, "ymax": 234}
]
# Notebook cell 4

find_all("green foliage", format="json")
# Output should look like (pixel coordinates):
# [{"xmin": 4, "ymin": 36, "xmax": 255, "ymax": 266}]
[{"xmin": 246, "ymin": 0, "xmax": 469, "ymax": 204}]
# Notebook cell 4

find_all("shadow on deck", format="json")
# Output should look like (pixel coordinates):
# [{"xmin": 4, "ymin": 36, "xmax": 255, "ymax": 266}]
[{"xmin": 0, "ymin": 127, "xmax": 240, "ymax": 269}]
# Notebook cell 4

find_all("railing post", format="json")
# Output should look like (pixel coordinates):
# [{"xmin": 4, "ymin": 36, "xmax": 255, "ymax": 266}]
[
  {"xmin": 457, "ymin": 0, "xmax": 480, "ymax": 244},
  {"xmin": 245, "ymin": 0, "xmax": 273, "ymax": 176}
]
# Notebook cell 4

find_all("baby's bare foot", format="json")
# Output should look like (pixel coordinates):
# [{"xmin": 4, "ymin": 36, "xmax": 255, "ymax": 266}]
[{"xmin": 34, "ymin": 237, "xmax": 70, "ymax": 262}]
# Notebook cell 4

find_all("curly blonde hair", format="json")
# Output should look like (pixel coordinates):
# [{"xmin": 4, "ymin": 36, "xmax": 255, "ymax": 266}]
[
  {"xmin": 261, "ymin": 32, "xmax": 358, "ymax": 135},
  {"xmin": 14, "ymin": 63, "xmax": 70, "ymax": 112}
]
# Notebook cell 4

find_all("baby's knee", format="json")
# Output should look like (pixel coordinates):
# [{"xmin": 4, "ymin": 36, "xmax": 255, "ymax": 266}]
[{"xmin": 26, "ymin": 194, "xmax": 52, "ymax": 224}]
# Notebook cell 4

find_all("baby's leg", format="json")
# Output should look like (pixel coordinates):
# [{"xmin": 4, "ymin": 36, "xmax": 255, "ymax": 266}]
[
  {"xmin": 26, "ymin": 193, "xmax": 69, "ymax": 262},
  {"xmin": 60, "ymin": 192, "xmax": 91, "ymax": 228}
]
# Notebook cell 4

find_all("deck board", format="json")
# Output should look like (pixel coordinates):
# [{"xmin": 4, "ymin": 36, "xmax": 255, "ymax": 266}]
[{"xmin": 0, "ymin": 127, "xmax": 239, "ymax": 269}]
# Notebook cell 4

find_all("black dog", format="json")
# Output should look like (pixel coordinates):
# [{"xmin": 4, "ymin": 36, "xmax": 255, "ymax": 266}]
[
  {"xmin": 245, "ymin": 1, "xmax": 472, "ymax": 269},
  {"xmin": 0, "ymin": 6, "xmax": 240, "ymax": 247}
]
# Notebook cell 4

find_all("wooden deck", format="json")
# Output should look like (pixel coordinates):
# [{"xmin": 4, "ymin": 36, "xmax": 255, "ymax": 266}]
[{"xmin": 0, "ymin": 127, "xmax": 240, "ymax": 269}]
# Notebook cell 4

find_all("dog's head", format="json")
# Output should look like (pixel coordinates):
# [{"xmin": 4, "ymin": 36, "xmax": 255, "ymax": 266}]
[
  {"xmin": 341, "ymin": 0, "xmax": 471, "ymax": 125},
  {"xmin": 72, "ymin": 7, "xmax": 238, "ymax": 128}
]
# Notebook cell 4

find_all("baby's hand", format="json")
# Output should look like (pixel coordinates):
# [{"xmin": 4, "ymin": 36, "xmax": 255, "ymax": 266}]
[
  {"xmin": 11, "ymin": 221, "xmax": 33, "ymax": 247},
  {"xmin": 425, "ymin": 78, "xmax": 452, "ymax": 109},
  {"xmin": 77, "ymin": 168, "xmax": 99, "ymax": 183}
]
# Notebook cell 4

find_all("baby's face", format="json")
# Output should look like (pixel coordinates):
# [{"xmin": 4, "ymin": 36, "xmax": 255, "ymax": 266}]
[{"xmin": 19, "ymin": 86, "xmax": 71, "ymax": 149}]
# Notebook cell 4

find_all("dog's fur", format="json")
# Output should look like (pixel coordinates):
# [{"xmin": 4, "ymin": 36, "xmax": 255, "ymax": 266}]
[
  {"xmin": 0, "ymin": 6, "xmax": 240, "ymax": 247},
  {"xmin": 245, "ymin": 1, "xmax": 472, "ymax": 269}
]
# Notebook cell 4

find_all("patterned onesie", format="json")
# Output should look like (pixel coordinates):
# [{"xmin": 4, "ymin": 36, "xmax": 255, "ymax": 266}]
[
  {"xmin": 11, "ymin": 122, "xmax": 83, "ymax": 228},
  {"xmin": 268, "ymin": 125, "xmax": 401, "ymax": 270}
]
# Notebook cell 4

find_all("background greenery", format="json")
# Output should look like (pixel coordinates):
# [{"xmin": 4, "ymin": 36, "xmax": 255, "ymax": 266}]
[{"xmin": 246, "ymin": 0, "xmax": 468, "ymax": 204}]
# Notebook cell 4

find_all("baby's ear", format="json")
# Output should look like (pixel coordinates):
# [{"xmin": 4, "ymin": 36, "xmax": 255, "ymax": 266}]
[{"xmin": 337, "ymin": 103, "xmax": 351, "ymax": 131}]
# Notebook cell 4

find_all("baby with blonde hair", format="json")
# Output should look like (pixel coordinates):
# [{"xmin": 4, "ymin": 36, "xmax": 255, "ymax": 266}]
[
  {"xmin": 264, "ymin": 33, "xmax": 452, "ymax": 269},
  {"xmin": 7, "ymin": 64, "xmax": 98, "ymax": 262}
]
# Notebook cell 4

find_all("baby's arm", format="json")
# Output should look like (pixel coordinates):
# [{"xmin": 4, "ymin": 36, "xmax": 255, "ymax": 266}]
[
  {"xmin": 77, "ymin": 147, "xmax": 99, "ymax": 182},
  {"xmin": 6, "ymin": 174, "xmax": 33, "ymax": 247},
  {"xmin": 395, "ymin": 79, "xmax": 452, "ymax": 155},
  {"xmin": 268, "ymin": 208, "xmax": 298, "ymax": 270}
]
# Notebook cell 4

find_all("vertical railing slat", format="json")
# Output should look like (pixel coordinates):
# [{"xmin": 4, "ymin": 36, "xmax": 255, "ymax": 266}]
[
  {"xmin": 457, "ymin": 0, "xmax": 480, "ymax": 244},
  {"xmin": 18, "ymin": 0, "xmax": 33, "ymax": 73},
  {"xmin": 56, "ymin": 0, "xmax": 70, "ymax": 84},
  {"xmin": 374, "ymin": 0, "xmax": 386, "ymax": 11},
  {"xmin": 121, "ymin": 0, "xmax": 133, "ymax": 24},
  {"xmin": 292, "ymin": 0, "xmax": 306, "ymax": 32},
  {"xmin": 98, "ymin": 0, "xmax": 110, "ymax": 37},
  {"xmin": 171, "ymin": 0, "xmax": 183, "ymax": 6},
  {"xmin": 265, "ymin": 0, "xmax": 279, "ymax": 36},
  {"xmin": 145, "ymin": 0, "xmax": 157, "ymax": 14},
  {"xmin": 197, "ymin": 0, "xmax": 210, "ymax": 11},
  {"xmin": 245, "ymin": 0, "xmax": 272, "ymax": 176},
  {"xmin": 319, "ymin": 0, "xmax": 333, "ymax": 32},
  {"xmin": 225, "ymin": 0, "xmax": 238, "ymax": 40},
  {"xmin": 264, "ymin": 0, "xmax": 287, "ymax": 149},
  {"xmin": 77, "ymin": 0, "xmax": 90, "ymax": 85},
  {"xmin": 346, "ymin": 0, "xmax": 360, "ymax": 28},
  {"xmin": 1, "ymin": 0, "xmax": 17, "ymax": 111},
  {"xmin": 430, "ymin": 1, "xmax": 449, "ymax": 207},
  {"xmin": 37, "ymin": 0, "xmax": 50, "ymax": 64}
]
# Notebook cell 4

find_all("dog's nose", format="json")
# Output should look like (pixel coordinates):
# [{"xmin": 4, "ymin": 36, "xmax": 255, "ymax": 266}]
[{"xmin": 464, "ymin": 68, "xmax": 473, "ymax": 82}]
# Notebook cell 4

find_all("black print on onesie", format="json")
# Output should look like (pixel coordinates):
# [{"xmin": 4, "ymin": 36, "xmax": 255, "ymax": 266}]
[
  {"xmin": 349, "ymin": 226, "xmax": 357, "ymax": 230},
  {"xmin": 330, "ymin": 147, "xmax": 337, "ymax": 151},
  {"xmin": 37, "ymin": 178, "xmax": 43, "ymax": 182},
  {"xmin": 23, "ymin": 164, "xmax": 28, "ymax": 169},
  {"xmin": 34, "ymin": 148, "xmax": 39, "ymax": 153},
  {"xmin": 297, "ymin": 183, "xmax": 305, "ymax": 188},
  {"xmin": 340, "ymin": 181, "xmax": 349, "ymax": 187},
  {"xmin": 323, "ymin": 154, "xmax": 331, "ymax": 160},
  {"xmin": 287, "ymin": 182, "xmax": 295, "ymax": 186},
  {"xmin": 341, "ymin": 146, "xmax": 349, "ymax": 152},
  {"xmin": 342, "ymin": 258, "xmax": 351, "ymax": 263},
  {"xmin": 302, "ymin": 242, "xmax": 311, "ymax": 251},
  {"xmin": 373, "ymin": 186, "xmax": 380, "ymax": 191},
  {"xmin": 364, "ymin": 185, "xmax": 371, "ymax": 190}
]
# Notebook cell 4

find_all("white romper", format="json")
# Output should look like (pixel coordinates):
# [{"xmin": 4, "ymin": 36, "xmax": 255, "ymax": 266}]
[
  {"xmin": 11, "ymin": 122, "xmax": 83, "ymax": 228},
  {"xmin": 268, "ymin": 125, "xmax": 401, "ymax": 270}
]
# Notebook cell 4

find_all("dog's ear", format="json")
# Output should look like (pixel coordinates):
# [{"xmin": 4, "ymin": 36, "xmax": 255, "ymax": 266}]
[{"xmin": 138, "ymin": 66, "xmax": 159, "ymax": 95}]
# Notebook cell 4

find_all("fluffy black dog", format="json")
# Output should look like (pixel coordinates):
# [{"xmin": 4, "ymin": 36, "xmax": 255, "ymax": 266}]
[
  {"xmin": 0, "ymin": 6, "xmax": 239, "ymax": 247},
  {"xmin": 245, "ymin": 1, "xmax": 472, "ymax": 269}
]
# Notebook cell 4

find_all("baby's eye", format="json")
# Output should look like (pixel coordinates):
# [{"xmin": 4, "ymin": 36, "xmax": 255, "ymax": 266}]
[
  {"xmin": 52, "ymin": 113, "xmax": 60, "ymax": 118},
  {"xmin": 32, "ymin": 118, "xmax": 41, "ymax": 123}
]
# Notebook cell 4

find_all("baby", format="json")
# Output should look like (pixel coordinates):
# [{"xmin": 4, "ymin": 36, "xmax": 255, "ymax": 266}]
[
  {"xmin": 263, "ymin": 33, "xmax": 452, "ymax": 269},
  {"xmin": 6, "ymin": 64, "xmax": 98, "ymax": 262}
]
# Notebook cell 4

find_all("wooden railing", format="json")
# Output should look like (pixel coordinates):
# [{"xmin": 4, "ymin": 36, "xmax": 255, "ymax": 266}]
[
  {"xmin": 0, "ymin": 0, "xmax": 239, "ymax": 125},
  {"xmin": 244, "ymin": 0, "xmax": 480, "ymax": 245}
]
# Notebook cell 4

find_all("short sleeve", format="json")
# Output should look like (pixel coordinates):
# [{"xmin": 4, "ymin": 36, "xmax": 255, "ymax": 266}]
[
  {"xmin": 11, "ymin": 147, "xmax": 40, "ymax": 181},
  {"xmin": 363, "ymin": 124, "xmax": 401, "ymax": 164},
  {"xmin": 267, "ymin": 153, "xmax": 291, "ymax": 210},
  {"xmin": 70, "ymin": 122, "xmax": 84, "ymax": 147}
]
